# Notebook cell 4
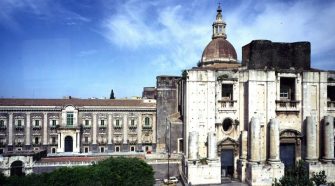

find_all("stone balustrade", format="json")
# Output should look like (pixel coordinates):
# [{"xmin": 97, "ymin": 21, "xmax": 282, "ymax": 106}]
[{"xmin": 275, "ymin": 100, "xmax": 300, "ymax": 112}]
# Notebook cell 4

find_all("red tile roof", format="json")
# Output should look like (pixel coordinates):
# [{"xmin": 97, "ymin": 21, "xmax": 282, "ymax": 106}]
[{"xmin": 0, "ymin": 99, "xmax": 156, "ymax": 107}]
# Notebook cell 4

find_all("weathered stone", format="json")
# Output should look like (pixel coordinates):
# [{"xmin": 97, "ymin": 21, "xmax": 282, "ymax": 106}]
[
  {"xmin": 188, "ymin": 131, "xmax": 199, "ymax": 160},
  {"xmin": 323, "ymin": 116, "xmax": 334, "ymax": 161},
  {"xmin": 306, "ymin": 116, "xmax": 317, "ymax": 161},
  {"xmin": 242, "ymin": 40, "xmax": 311, "ymax": 70},
  {"xmin": 268, "ymin": 118, "xmax": 280, "ymax": 162},
  {"xmin": 249, "ymin": 117, "xmax": 261, "ymax": 162}
]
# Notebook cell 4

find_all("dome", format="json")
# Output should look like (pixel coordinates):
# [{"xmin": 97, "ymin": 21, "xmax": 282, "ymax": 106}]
[{"xmin": 201, "ymin": 37, "xmax": 237, "ymax": 64}]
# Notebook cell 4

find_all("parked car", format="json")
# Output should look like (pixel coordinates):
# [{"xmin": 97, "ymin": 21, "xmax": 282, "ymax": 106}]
[{"xmin": 163, "ymin": 176, "xmax": 178, "ymax": 184}]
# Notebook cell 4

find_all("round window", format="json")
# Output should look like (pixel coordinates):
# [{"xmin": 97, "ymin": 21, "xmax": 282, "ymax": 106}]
[{"xmin": 223, "ymin": 118, "xmax": 233, "ymax": 131}]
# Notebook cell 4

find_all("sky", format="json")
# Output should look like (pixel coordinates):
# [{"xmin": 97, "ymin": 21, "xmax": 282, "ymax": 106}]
[{"xmin": 0, "ymin": 0, "xmax": 335, "ymax": 99}]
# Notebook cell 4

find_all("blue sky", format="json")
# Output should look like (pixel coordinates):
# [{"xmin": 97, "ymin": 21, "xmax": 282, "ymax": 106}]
[{"xmin": 0, "ymin": 0, "xmax": 334, "ymax": 99}]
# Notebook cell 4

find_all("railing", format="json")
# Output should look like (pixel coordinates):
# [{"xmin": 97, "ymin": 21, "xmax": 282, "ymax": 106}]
[
  {"xmin": 142, "ymin": 125, "xmax": 152, "ymax": 130},
  {"xmin": 275, "ymin": 100, "xmax": 300, "ymax": 112},
  {"xmin": 218, "ymin": 100, "xmax": 237, "ymax": 110},
  {"xmin": 33, "ymin": 126, "xmax": 41, "ymax": 130},
  {"xmin": 327, "ymin": 101, "xmax": 335, "ymax": 110},
  {"xmin": 35, "ymin": 161, "xmax": 93, "ymax": 167}
]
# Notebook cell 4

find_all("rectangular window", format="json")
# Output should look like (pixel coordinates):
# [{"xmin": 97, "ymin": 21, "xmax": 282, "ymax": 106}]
[
  {"xmin": 115, "ymin": 146, "xmax": 120, "ymax": 152},
  {"xmin": 130, "ymin": 146, "xmax": 135, "ymax": 152},
  {"xmin": 280, "ymin": 77, "xmax": 295, "ymax": 100},
  {"xmin": 327, "ymin": 86, "xmax": 335, "ymax": 101},
  {"xmin": 67, "ymin": 112, "xmax": 74, "ymax": 126},
  {"xmin": 85, "ymin": 120, "xmax": 89, "ymax": 126},
  {"xmin": 0, "ymin": 148, "xmax": 3, "ymax": 154},
  {"xmin": 52, "ymin": 120, "xmax": 57, "ymax": 126},
  {"xmin": 222, "ymin": 84, "xmax": 233, "ymax": 100},
  {"xmin": 52, "ymin": 137, "xmax": 56, "ymax": 144},
  {"xmin": 17, "ymin": 120, "xmax": 22, "ymax": 127},
  {"xmin": 84, "ymin": 147, "xmax": 89, "ymax": 153},
  {"xmin": 100, "ymin": 147, "xmax": 105, "ymax": 153},
  {"xmin": 131, "ymin": 119, "xmax": 135, "ymax": 126},
  {"xmin": 35, "ymin": 120, "xmax": 40, "ymax": 127},
  {"xmin": 145, "ymin": 117, "xmax": 150, "ymax": 126},
  {"xmin": 0, "ymin": 120, "xmax": 4, "ymax": 127},
  {"xmin": 116, "ymin": 119, "xmax": 120, "ymax": 127},
  {"xmin": 101, "ymin": 120, "xmax": 105, "ymax": 126}
]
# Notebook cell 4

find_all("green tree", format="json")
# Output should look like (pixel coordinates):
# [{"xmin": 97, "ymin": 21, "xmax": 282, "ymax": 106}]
[
  {"xmin": 3, "ymin": 157, "xmax": 154, "ymax": 186},
  {"xmin": 273, "ymin": 160, "xmax": 328, "ymax": 186}
]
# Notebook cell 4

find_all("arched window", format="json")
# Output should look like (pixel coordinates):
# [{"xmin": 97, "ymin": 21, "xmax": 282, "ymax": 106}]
[
  {"xmin": 145, "ymin": 117, "xmax": 150, "ymax": 126},
  {"xmin": 34, "ymin": 137, "xmax": 39, "ymax": 145}
]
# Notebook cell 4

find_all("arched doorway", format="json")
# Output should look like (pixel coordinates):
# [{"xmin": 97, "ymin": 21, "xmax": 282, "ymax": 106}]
[
  {"xmin": 10, "ymin": 161, "xmax": 24, "ymax": 176},
  {"xmin": 65, "ymin": 136, "xmax": 73, "ymax": 152},
  {"xmin": 280, "ymin": 129, "xmax": 302, "ymax": 169},
  {"xmin": 217, "ymin": 137, "xmax": 239, "ymax": 179}
]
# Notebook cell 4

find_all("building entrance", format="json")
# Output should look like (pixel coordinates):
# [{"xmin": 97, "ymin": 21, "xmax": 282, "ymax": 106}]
[
  {"xmin": 280, "ymin": 143, "xmax": 295, "ymax": 169},
  {"xmin": 221, "ymin": 149, "xmax": 234, "ymax": 177},
  {"xmin": 10, "ymin": 160, "xmax": 24, "ymax": 176},
  {"xmin": 65, "ymin": 136, "xmax": 73, "ymax": 152}
]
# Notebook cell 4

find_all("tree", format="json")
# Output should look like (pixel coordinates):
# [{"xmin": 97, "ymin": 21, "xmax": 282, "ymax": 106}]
[
  {"xmin": 2, "ymin": 157, "xmax": 154, "ymax": 186},
  {"xmin": 273, "ymin": 160, "xmax": 328, "ymax": 186},
  {"xmin": 110, "ymin": 89, "xmax": 115, "ymax": 99}
]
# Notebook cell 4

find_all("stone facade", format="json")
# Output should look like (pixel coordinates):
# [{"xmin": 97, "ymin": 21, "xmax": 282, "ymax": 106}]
[
  {"xmin": 0, "ymin": 99, "xmax": 156, "ymax": 157},
  {"xmin": 176, "ymin": 5, "xmax": 335, "ymax": 186}
]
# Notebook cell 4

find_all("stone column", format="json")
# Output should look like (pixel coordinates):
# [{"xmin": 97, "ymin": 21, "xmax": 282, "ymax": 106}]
[
  {"xmin": 207, "ymin": 132, "xmax": 217, "ymax": 159},
  {"xmin": 240, "ymin": 131, "xmax": 248, "ymax": 160},
  {"xmin": 188, "ymin": 131, "xmax": 199, "ymax": 160},
  {"xmin": 138, "ymin": 115, "xmax": 142, "ymax": 144},
  {"xmin": 8, "ymin": 113, "xmax": 13, "ymax": 146},
  {"xmin": 306, "ymin": 116, "xmax": 317, "ymax": 161},
  {"xmin": 58, "ymin": 133, "xmax": 62, "ymax": 151},
  {"xmin": 323, "ymin": 116, "xmax": 334, "ymax": 161},
  {"xmin": 92, "ymin": 113, "xmax": 97, "ymax": 145},
  {"xmin": 25, "ymin": 113, "xmax": 31, "ymax": 146},
  {"xmin": 268, "ymin": 118, "xmax": 280, "ymax": 162},
  {"xmin": 108, "ymin": 114, "xmax": 112, "ymax": 144},
  {"xmin": 249, "ymin": 117, "xmax": 261, "ymax": 162},
  {"xmin": 43, "ymin": 113, "xmax": 48, "ymax": 145},
  {"xmin": 152, "ymin": 115, "xmax": 156, "ymax": 144},
  {"xmin": 123, "ymin": 115, "xmax": 128, "ymax": 144},
  {"xmin": 76, "ymin": 131, "xmax": 80, "ymax": 149}
]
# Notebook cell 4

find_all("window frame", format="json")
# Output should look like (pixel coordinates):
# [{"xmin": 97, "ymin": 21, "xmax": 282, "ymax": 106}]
[{"xmin": 66, "ymin": 112, "xmax": 74, "ymax": 126}]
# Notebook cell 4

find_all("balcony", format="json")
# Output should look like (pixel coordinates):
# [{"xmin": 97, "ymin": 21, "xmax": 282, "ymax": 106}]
[
  {"xmin": 0, "ymin": 125, "xmax": 7, "ymax": 131},
  {"xmin": 32, "ymin": 126, "xmax": 41, "ymax": 130},
  {"xmin": 275, "ymin": 100, "xmax": 300, "ymax": 112},
  {"xmin": 15, "ymin": 126, "xmax": 24, "ymax": 131},
  {"xmin": 327, "ymin": 101, "xmax": 335, "ymax": 111},
  {"xmin": 218, "ymin": 100, "xmax": 237, "ymax": 111},
  {"xmin": 32, "ymin": 142, "xmax": 41, "ymax": 146},
  {"xmin": 142, "ymin": 125, "xmax": 152, "ymax": 130}
]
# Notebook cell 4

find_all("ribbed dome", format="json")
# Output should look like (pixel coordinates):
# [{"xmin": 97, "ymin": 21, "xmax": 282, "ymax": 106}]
[{"xmin": 201, "ymin": 37, "xmax": 237, "ymax": 64}]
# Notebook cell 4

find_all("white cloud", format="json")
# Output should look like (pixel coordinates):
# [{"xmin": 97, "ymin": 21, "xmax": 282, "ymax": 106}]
[
  {"xmin": 227, "ymin": 0, "xmax": 335, "ymax": 68},
  {"xmin": 101, "ymin": 0, "xmax": 212, "ymax": 73},
  {"xmin": 0, "ymin": 0, "xmax": 91, "ymax": 30},
  {"xmin": 102, "ymin": 0, "xmax": 335, "ymax": 72}
]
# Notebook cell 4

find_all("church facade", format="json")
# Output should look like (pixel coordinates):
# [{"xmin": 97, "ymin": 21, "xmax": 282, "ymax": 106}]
[{"xmin": 170, "ymin": 5, "xmax": 335, "ymax": 185}]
